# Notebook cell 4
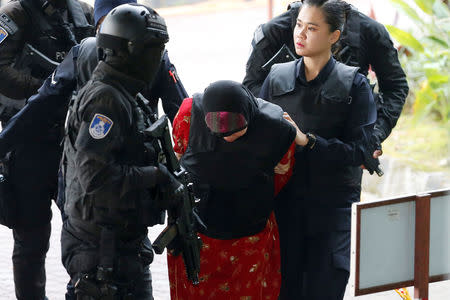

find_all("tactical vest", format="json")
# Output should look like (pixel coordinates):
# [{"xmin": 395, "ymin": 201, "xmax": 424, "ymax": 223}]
[
  {"xmin": 63, "ymin": 76, "xmax": 160, "ymax": 232},
  {"xmin": 268, "ymin": 59, "xmax": 362, "ymax": 191},
  {"xmin": 19, "ymin": 0, "xmax": 93, "ymax": 77},
  {"xmin": 181, "ymin": 94, "xmax": 295, "ymax": 239}
]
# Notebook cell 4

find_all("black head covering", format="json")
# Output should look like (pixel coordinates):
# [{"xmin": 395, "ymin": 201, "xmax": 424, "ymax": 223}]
[{"xmin": 202, "ymin": 80, "xmax": 259, "ymax": 136}]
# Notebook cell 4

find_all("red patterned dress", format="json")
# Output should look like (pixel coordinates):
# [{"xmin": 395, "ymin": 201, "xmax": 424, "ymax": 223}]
[{"xmin": 167, "ymin": 98, "xmax": 295, "ymax": 300}]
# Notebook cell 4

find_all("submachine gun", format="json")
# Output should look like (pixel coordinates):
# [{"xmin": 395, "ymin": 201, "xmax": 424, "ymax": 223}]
[
  {"xmin": 137, "ymin": 95, "xmax": 203, "ymax": 285},
  {"xmin": 0, "ymin": 44, "xmax": 60, "ymax": 123},
  {"xmin": 14, "ymin": 43, "xmax": 60, "ymax": 76}
]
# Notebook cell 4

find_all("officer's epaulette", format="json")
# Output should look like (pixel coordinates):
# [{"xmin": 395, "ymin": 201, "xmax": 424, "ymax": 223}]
[{"xmin": 253, "ymin": 24, "xmax": 265, "ymax": 45}]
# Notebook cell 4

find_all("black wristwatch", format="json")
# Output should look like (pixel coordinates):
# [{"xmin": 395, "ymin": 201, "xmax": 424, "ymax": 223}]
[{"xmin": 305, "ymin": 132, "xmax": 317, "ymax": 149}]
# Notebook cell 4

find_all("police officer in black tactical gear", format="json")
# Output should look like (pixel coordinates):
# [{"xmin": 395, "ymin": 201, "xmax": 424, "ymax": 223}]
[
  {"xmin": 246, "ymin": 5, "xmax": 408, "ymax": 296},
  {"xmin": 61, "ymin": 4, "xmax": 182, "ymax": 299},
  {"xmin": 244, "ymin": 0, "xmax": 409, "ymax": 160},
  {"xmin": 0, "ymin": 0, "xmax": 94, "ymax": 299},
  {"xmin": 257, "ymin": 1, "xmax": 387, "ymax": 299},
  {"xmin": 0, "ymin": 0, "xmax": 94, "ymax": 123}
]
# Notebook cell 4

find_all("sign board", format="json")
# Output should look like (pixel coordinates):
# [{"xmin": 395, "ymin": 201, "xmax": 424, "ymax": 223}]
[
  {"xmin": 350, "ymin": 194, "xmax": 417, "ymax": 295},
  {"xmin": 429, "ymin": 190, "xmax": 450, "ymax": 282},
  {"xmin": 350, "ymin": 189, "xmax": 450, "ymax": 297}
]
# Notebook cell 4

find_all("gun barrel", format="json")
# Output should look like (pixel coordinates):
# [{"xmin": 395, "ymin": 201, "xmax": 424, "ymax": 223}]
[
  {"xmin": 183, "ymin": 235, "xmax": 202, "ymax": 285},
  {"xmin": 375, "ymin": 168, "xmax": 384, "ymax": 177}
]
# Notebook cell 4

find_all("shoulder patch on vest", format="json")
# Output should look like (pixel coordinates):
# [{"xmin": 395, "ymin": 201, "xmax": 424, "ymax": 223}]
[
  {"xmin": 0, "ymin": 13, "xmax": 18, "ymax": 35},
  {"xmin": 0, "ymin": 27, "xmax": 8, "ymax": 44},
  {"xmin": 253, "ymin": 24, "xmax": 265, "ymax": 45},
  {"xmin": 89, "ymin": 113, "xmax": 113, "ymax": 139}
]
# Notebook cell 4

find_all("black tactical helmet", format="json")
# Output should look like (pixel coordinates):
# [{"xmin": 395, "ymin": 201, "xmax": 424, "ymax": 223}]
[{"xmin": 96, "ymin": 3, "xmax": 169, "ymax": 56}]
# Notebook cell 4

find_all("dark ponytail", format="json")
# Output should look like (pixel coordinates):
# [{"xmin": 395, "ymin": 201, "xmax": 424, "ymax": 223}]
[{"xmin": 333, "ymin": 2, "xmax": 353, "ymax": 56}]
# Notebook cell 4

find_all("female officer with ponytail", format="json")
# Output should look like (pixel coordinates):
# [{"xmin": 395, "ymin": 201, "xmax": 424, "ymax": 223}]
[{"xmin": 260, "ymin": 1, "xmax": 376, "ymax": 299}]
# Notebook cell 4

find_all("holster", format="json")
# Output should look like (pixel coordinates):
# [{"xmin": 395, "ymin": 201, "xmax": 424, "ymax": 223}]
[{"xmin": 75, "ymin": 273, "xmax": 135, "ymax": 300}]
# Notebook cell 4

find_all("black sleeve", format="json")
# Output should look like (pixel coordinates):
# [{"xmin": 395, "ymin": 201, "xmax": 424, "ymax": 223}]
[
  {"xmin": 366, "ymin": 19, "xmax": 409, "ymax": 143},
  {"xmin": 243, "ymin": 24, "xmax": 273, "ymax": 96},
  {"xmin": 243, "ymin": 8, "xmax": 297, "ymax": 96},
  {"xmin": 0, "ymin": 65, "xmax": 43, "ymax": 99},
  {"xmin": 145, "ymin": 50, "xmax": 188, "ymax": 122},
  {"xmin": 0, "ymin": 6, "xmax": 43, "ymax": 99},
  {"xmin": 0, "ymin": 46, "xmax": 78, "ymax": 157},
  {"xmin": 73, "ymin": 89, "xmax": 161, "ymax": 198},
  {"xmin": 310, "ymin": 74, "xmax": 377, "ymax": 167}
]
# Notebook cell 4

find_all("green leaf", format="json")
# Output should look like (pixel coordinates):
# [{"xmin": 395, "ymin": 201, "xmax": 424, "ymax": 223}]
[
  {"xmin": 428, "ymin": 74, "xmax": 449, "ymax": 84},
  {"xmin": 424, "ymin": 36, "xmax": 449, "ymax": 48},
  {"xmin": 389, "ymin": 0, "xmax": 424, "ymax": 23},
  {"xmin": 413, "ymin": 0, "xmax": 434, "ymax": 14},
  {"xmin": 413, "ymin": 84, "xmax": 436, "ymax": 121},
  {"xmin": 433, "ymin": 0, "xmax": 450, "ymax": 18},
  {"xmin": 424, "ymin": 67, "xmax": 441, "ymax": 77},
  {"xmin": 386, "ymin": 25, "xmax": 425, "ymax": 52},
  {"xmin": 436, "ymin": 19, "xmax": 450, "ymax": 32}
]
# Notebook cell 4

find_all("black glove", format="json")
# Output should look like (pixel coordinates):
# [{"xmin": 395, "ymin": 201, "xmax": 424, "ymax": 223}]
[
  {"xmin": 370, "ymin": 131, "xmax": 383, "ymax": 154},
  {"xmin": 156, "ymin": 163, "xmax": 184, "ymax": 209},
  {"xmin": 363, "ymin": 135, "xmax": 384, "ymax": 177}
]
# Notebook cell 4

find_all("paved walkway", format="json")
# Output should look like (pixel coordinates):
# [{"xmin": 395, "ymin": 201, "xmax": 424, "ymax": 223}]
[{"xmin": 0, "ymin": 204, "xmax": 449, "ymax": 299}]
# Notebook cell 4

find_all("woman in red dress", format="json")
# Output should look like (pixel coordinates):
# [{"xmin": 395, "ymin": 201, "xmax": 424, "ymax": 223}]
[{"xmin": 167, "ymin": 80, "xmax": 296, "ymax": 300}]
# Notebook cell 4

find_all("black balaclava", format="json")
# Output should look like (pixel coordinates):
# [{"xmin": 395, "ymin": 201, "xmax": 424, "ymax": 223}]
[{"xmin": 202, "ymin": 80, "xmax": 259, "ymax": 137}]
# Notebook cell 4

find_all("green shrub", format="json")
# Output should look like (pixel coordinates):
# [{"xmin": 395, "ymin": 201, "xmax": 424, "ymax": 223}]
[{"xmin": 386, "ymin": 0, "xmax": 449, "ymax": 124}]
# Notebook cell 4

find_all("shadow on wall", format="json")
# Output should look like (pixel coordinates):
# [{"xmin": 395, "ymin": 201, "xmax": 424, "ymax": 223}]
[{"xmin": 144, "ymin": 0, "xmax": 208, "ymax": 8}]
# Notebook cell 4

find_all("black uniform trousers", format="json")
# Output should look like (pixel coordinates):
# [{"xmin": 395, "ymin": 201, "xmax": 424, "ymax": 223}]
[
  {"xmin": 276, "ymin": 185, "xmax": 351, "ymax": 300},
  {"xmin": 61, "ymin": 220, "xmax": 154, "ymax": 300},
  {"xmin": 8, "ymin": 142, "xmax": 60, "ymax": 300},
  {"xmin": 12, "ymin": 223, "xmax": 51, "ymax": 300}
]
